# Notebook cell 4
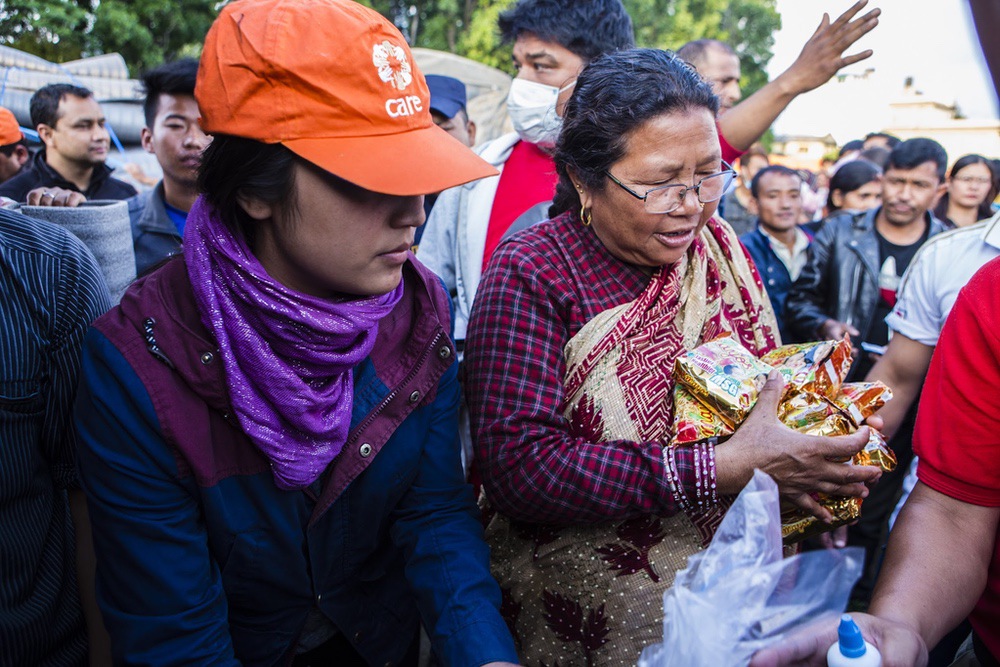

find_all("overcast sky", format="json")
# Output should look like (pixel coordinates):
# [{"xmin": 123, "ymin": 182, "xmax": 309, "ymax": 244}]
[{"xmin": 768, "ymin": 0, "xmax": 998, "ymax": 137}]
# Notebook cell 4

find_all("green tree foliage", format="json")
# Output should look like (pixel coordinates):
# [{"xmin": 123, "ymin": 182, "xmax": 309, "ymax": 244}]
[
  {"xmin": 0, "ymin": 0, "xmax": 92, "ymax": 63},
  {"xmin": 0, "ymin": 0, "xmax": 218, "ymax": 74},
  {"xmin": 360, "ymin": 0, "xmax": 779, "ymax": 89},
  {"xmin": 3, "ymin": 0, "xmax": 779, "ymax": 91},
  {"xmin": 91, "ymin": 0, "xmax": 218, "ymax": 73},
  {"xmin": 624, "ymin": 0, "xmax": 780, "ymax": 95}
]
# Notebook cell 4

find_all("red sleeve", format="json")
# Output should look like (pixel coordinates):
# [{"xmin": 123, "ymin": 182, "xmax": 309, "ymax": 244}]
[
  {"xmin": 718, "ymin": 125, "xmax": 744, "ymax": 166},
  {"xmin": 915, "ymin": 257, "xmax": 1000, "ymax": 507}
]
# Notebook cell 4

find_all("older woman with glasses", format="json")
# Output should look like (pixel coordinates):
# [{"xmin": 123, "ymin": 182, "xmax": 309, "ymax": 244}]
[{"xmin": 464, "ymin": 48, "xmax": 882, "ymax": 665}]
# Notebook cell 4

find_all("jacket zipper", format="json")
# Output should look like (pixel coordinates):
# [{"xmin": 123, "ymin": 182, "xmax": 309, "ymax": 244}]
[{"xmin": 348, "ymin": 329, "xmax": 445, "ymax": 442}]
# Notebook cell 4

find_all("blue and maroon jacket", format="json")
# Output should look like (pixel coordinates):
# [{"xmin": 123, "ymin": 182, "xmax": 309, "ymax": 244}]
[{"xmin": 74, "ymin": 257, "xmax": 516, "ymax": 666}]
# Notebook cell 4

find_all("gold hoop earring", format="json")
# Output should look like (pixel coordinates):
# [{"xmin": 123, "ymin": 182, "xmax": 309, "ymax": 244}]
[{"xmin": 580, "ymin": 204, "xmax": 592, "ymax": 227}]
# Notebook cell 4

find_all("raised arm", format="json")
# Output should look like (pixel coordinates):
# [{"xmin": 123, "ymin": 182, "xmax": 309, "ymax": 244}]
[{"xmin": 718, "ymin": 0, "xmax": 880, "ymax": 151}]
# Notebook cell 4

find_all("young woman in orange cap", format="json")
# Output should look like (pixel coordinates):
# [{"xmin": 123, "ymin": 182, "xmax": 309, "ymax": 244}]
[{"xmin": 72, "ymin": 0, "xmax": 519, "ymax": 664}]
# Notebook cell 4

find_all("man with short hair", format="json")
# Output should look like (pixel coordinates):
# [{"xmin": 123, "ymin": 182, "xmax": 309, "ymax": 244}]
[
  {"xmin": 863, "ymin": 131, "xmax": 901, "ymax": 150},
  {"xmin": 127, "ymin": 59, "xmax": 210, "ymax": 275},
  {"xmin": 785, "ymin": 137, "xmax": 948, "ymax": 371},
  {"xmin": 740, "ymin": 165, "xmax": 810, "ymax": 343},
  {"xmin": 676, "ymin": 39, "xmax": 742, "ymax": 114},
  {"xmin": 0, "ymin": 84, "xmax": 136, "ymax": 203},
  {"xmin": 419, "ymin": 0, "xmax": 636, "ymax": 350},
  {"xmin": 0, "ymin": 107, "xmax": 30, "ymax": 184}
]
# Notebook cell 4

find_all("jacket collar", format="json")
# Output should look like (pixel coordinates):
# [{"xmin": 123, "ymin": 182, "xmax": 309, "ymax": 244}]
[
  {"xmin": 135, "ymin": 182, "xmax": 181, "ymax": 236},
  {"xmin": 845, "ymin": 206, "xmax": 945, "ymax": 280},
  {"xmin": 114, "ymin": 255, "xmax": 453, "ymax": 431},
  {"xmin": 30, "ymin": 147, "xmax": 114, "ymax": 195}
]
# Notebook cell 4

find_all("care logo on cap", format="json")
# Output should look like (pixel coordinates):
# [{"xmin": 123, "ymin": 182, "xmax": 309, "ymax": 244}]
[
  {"xmin": 372, "ymin": 40, "xmax": 412, "ymax": 91},
  {"xmin": 374, "ymin": 39, "xmax": 424, "ymax": 119}
]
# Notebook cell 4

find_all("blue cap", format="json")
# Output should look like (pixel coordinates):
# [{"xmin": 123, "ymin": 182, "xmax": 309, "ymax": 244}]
[
  {"xmin": 425, "ymin": 74, "xmax": 467, "ymax": 119},
  {"xmin": 837, "ymin": 614, "xmax": 868, "ymax": 659}
]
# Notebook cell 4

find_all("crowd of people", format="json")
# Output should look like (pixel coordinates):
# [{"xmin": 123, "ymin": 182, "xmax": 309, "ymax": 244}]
[{"xmin": 0, "ymin": 0, "xmax": 998, "ymax": 666}]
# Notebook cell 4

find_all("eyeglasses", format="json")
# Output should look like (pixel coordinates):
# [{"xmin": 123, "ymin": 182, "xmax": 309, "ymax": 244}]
[
  {"xmin": 954, "ymin": 175, "xmax": 993, "ymax": 186},
  {"xmin": 605, "ymin": 162, "xmax": 736, "ymax": 214}
]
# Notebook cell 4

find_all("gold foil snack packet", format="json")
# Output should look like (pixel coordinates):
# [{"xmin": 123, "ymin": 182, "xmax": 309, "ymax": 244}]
[{"xmin": 674, "ymin": 334, "xmax": 773, "ymax": 428}]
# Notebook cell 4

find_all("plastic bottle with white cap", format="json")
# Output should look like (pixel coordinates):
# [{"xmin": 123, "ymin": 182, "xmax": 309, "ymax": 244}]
[{"xmin": 827, "ymin": 614, "xmax": 882, "ymax": 667}]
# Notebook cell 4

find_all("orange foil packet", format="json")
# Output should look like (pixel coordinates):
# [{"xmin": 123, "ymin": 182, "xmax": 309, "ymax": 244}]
[
  {"xmin": 761, "ymin": 337, "xmax": 853, "ymax": 399},
  {"xmin": 835, "ymin": 382, "xmax": 893, "ymax": 428}
]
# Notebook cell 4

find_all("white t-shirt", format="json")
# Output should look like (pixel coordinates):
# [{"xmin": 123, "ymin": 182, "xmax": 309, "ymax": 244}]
[{"xmin": 886, "ymin": 211, "xmax": 1000, "ymax": 345}]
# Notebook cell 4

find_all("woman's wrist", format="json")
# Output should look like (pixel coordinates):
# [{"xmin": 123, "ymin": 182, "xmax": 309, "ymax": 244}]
[
  {"xmin": 713, "ymin": 436, "xmax": 754, "ymax": 495},
  {"xmin": 664, "ymin": 439, "xmax": 722, "ymax": 512}
]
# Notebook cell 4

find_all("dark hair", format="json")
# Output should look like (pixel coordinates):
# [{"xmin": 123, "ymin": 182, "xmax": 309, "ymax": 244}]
[
  {"xmin": 864, "ymin": 131, "xmax": 901, "ymax": 149},
  {"xmin": 827, "ymin": 159, "xmax": 881, "ymax": 211},
  {"xmin": 676, "ymin": 39, "xmax": 736, "ymax": 69},
  {"xmin": 29, "ymin": 83, "xmax": 94, "ymax": 129},
  {"xmin": 887, "ymin": 137, "xmax": 948, "ymax": 182},
  {"xmin": 198, "ymin": 134, "xmax": 299, "ymax": 246},
  {"xmin": 749, "ymin": 164, "xmax": 800, "ymax": 198},
  {"xmin": 0, "ymin": 138, "xmax": 27, "ymax": 155},
  {"xmin": 550, "ymin": 48, "xmax": 718, "ymax": 217},
  {"xmin": 839, "ymin": 139, "xmax": 864, "ymax": 158},
  {"xmin": 858, "ymin": 145, "xmax": 890, "ymax": 170},
  {"xmin": 498, "ymin": 0, "xmax": 634, "ymax": 63},
  {"xmin": 140, "ymin": 58, "xmax": 199, "ymax": 128},
  {"xmin": 936, "ymin": 154, "xmax": 998, "ymax": 221}
]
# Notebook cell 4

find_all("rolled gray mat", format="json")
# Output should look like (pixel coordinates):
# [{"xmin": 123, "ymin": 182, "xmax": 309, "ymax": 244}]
[{"xmin": 19, "ymin": 200, "xmax": 136, "ymax": 304}]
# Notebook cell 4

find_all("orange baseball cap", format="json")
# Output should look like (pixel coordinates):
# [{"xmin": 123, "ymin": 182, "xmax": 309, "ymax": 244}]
[
  {"xmin": 196, "ymin": 0, "xmax": 497, "ymax": 196},
  {"xmin": 0, "ymin": 107, "xmax": 23, "ymax": 146}
]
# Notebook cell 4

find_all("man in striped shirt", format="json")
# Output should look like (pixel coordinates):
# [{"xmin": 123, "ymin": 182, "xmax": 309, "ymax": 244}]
[{"xmin": 0, "ymin": 207, "xmax": 111, "ymax": 665}]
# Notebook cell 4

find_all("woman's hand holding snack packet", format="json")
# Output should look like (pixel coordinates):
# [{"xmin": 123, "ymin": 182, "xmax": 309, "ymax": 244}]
[{"xmin": 673, "ymin": 334, "xmax": 895, "ymax": 543}]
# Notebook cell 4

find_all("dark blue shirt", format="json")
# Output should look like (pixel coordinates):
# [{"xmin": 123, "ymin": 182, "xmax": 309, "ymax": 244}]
[
  {"xmin": 740, "ymin": 226, "xmax": 812, "ymax": 343},
  {"xmin": 0, "ymin": 208, "xmax": 111, "ymax": 666}
]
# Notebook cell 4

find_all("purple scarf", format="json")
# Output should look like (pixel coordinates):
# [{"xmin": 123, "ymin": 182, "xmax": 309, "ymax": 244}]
[{"xmin": 183, "ymin": 198, "xmax": 404, "ymax": 490}]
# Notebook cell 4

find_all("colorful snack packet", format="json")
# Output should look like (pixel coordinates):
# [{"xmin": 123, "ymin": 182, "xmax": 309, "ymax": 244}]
[
  {"xmin": 671, "ymin": 385, "xmax": 734, "ymax": 445},
  {"xmin": 674, "ymin": 334, "xmax": 773, "ymax": 428},
  {"xmin": 835, "ymin": 382, "xmax": 894, "ymax": 428},
  {"xmin": 761, "ymin": 336, "xmax": 853, "ymax": 399}
]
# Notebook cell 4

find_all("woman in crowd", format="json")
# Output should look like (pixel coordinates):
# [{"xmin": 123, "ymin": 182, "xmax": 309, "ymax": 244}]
[
  {"xmin": 827, "ymin": 158, "xmax": 882, "ymax": 216},
  {"xmin": 464, "ymin": 48, "xmax": 881, "ymax": 665},
  {"xmin": 933, "ymin": 153, "xmax": 997, "ymax": 228},
  {"xmin": 72, "ymin": 1, "xmax": 518, "ymax": 665}
]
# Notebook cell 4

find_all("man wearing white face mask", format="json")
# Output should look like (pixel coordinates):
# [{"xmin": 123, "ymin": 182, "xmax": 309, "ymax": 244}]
[
  {"xmin": 416, "ymin": 0, "xmax": 636, "ymax": 480},
  {"xmin": 419, "ymin": 0, "xmax": 636, "ymax": 356}
]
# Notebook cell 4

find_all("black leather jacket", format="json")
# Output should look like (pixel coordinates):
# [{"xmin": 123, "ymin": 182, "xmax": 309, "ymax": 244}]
[{"xmin": 784, "ymin": 207, "xmax": 945, "ymax": 343}]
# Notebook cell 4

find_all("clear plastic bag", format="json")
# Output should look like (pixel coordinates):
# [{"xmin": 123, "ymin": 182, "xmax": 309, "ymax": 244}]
[{"xmin": 638, "ymin": 470, "xmax": 864, "ymax": 667}]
